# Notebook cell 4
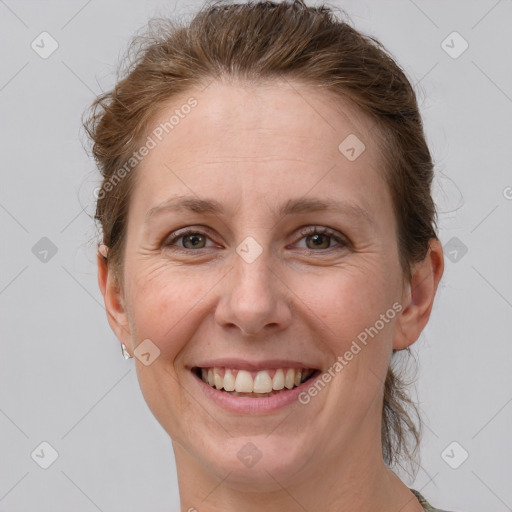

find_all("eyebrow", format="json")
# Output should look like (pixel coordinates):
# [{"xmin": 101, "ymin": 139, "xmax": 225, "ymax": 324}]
[{"xmin": 146, "ymin": 196, "xmax": 373, "ymax": 223}]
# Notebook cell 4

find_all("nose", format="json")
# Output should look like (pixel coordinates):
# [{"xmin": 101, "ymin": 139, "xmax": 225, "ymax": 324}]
[{"xmin": 214, "ymin": 246, "xmax": 292, "ymax": 337}]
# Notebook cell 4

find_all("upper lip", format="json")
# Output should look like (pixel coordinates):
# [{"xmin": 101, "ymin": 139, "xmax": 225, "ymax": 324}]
[{"xmin": 189, "ymin": 359, "xmax": 321, "ymax": 371}]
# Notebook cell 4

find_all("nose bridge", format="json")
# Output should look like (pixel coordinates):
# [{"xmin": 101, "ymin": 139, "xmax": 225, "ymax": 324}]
[
  {"xmin": 235, "ymin": 240, "xmax": 273, "ymax": 295},
  {"xmin": 215, "ymin": 233, "xmax": 291, "ymax": 336}
]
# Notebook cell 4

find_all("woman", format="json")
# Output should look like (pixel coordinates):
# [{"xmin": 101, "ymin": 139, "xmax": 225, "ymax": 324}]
[{"xmin": 85, "ymin": 1, "xmax": 449, "ymax": 510}]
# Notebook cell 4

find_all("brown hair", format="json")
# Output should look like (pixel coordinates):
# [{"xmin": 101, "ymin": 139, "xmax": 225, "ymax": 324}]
[{"xmin": 84, "ymin": 0, "xmax": 437, "ymax": 472}]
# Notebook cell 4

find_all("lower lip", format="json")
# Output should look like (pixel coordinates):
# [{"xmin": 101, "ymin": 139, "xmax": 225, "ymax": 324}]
[{"xmin": 191, "ymin": 370, "xmax": 321, "ymax": 414}]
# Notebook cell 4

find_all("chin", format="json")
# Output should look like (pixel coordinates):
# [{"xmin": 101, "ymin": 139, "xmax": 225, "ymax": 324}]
[{"xmin": 202, "ymin": 433, "xmax": 315, "ymax": 490}]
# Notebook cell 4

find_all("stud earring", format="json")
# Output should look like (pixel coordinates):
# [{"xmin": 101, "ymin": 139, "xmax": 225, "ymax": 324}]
[{"xmin": 121, "ymin": 343, "xmax": 133, "ymax": 360}]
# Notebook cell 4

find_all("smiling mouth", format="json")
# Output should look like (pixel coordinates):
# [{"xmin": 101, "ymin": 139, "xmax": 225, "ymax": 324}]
[{"xmin": 192, "ymin": 366, "xmax": 319, "ymax": 398}]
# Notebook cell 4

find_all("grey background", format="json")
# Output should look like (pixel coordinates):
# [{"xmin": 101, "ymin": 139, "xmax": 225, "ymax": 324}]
[{"xmin": 1, "ymin": 0, "xmax": 511, "ymax": 511}]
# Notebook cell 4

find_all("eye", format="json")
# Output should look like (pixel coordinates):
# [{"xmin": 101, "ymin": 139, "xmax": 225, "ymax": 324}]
[
  {"xmin": 293, "ymin": 226, "xmax": 348, "ymax": 251},
  {"xmin": 163, "ymin": 228, "xmax": 216, "ymax": 250},
  {"xmin": 162, "ymin": 226, "xmax": 349, "ymax": 253}
]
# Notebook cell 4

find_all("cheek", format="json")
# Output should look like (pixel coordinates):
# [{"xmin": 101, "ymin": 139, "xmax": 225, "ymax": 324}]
[
  {"xmin": 128, "ymin": 287, "xmax": 170, "ymax": 347},
  {"xmin": 284, "ymin": 264, "xmax": 399, "ymax": 445},
  {"xmin": 293, "ymin": 262, "xmax": 399, "ymax": 346},
  {"xmin": 292, "ymin": 261, "xmax": 400, "ymax": 403},
  {"xmin": 125, "ymin": 252, "xmax": 401, "ymax": 359},
  {"xmin": 124, "ymin": 260, "xmax": 222, "ymax": 359},
  {"xmin": 123, "ymin": 263, "xmax": 211, "ymax": 434}
]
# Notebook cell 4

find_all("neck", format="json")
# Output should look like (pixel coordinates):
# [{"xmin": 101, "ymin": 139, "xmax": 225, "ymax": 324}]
[{"xmin": 173, "ymin": 432, "xmax": 423, "ymax": 512}]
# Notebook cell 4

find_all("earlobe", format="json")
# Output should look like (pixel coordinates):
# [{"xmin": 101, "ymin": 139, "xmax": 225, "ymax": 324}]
[
  {"xmin": 393, "ymin": 239, "xmax": 444, "ymax": 350},
  {"xmin": 97, "ymin": 249, "xmax": 132, "ymax": 349}
]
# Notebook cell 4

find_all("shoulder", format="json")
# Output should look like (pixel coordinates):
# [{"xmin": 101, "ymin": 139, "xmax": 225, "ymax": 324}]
[{"xmin": 409, "ymin": 488, "xmax": 459, "ymax": 512}]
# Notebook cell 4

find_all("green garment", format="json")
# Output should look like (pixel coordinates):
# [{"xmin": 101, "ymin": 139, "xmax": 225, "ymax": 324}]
[{"xmin": 411, "ymin": 489, "xmax": 454, "ymax": 511}]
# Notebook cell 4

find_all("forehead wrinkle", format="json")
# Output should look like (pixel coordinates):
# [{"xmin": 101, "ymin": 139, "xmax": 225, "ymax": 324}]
[{"xmin": 145, "ymin": 195, "xmax": 373, "ymax": 225}]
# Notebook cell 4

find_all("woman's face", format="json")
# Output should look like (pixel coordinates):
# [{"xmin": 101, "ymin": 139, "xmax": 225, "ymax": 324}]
[{"xmin": 104, "ymin": 80, "xmax": 420, "ymax": 489}]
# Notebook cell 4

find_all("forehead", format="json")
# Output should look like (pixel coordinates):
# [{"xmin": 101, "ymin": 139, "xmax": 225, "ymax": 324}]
[
  {"xmin": 131, "ymin": 79, "xmax": 390, "ymax": 221},
  {"xmin": 147, "ymin": 79, "xmax": 378, "ymax": 158}
]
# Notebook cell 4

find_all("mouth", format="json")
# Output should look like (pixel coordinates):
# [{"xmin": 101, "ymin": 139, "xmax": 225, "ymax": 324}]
[{"xmin": 191, "ymin": 366, "xmax": 319, "ymax": 398}]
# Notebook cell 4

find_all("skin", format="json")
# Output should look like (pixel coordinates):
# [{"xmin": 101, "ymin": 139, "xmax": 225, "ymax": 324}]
[{"xmin": 98, "ymin": 79, "xmax": 444, "ymax": 512}]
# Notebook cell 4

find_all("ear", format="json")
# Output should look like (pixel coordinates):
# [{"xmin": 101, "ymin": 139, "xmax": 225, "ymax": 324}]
[
  {"xmin": 97, "ymin": 246, "xmax": 132, "ymax": 353},
  {"xmin": 393, "ymin": 238, "xmax": 444, "ymax": 350}
]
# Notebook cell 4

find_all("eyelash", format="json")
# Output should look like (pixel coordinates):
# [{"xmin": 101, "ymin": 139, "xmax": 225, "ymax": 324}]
[{"xmin": 163, "ymin": 226, "xmax": 349, "ymax": 253}]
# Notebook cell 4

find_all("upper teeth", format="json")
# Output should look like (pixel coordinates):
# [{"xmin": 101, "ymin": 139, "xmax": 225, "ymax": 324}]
[{"xmin": 200, "ymin": 367, "xmax": 314, "ymax": 393}]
